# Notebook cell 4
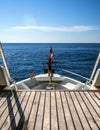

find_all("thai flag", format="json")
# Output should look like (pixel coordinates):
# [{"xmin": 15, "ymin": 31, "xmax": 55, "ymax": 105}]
[{"xmin": 49, "ymin": 47, "xmax": 54, "ymax": 62}]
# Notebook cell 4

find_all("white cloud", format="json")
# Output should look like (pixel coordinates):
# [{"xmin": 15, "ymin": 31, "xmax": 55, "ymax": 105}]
[{"xmin": 11, "ymin": 25, "xmax": 98, "ymax": 32}]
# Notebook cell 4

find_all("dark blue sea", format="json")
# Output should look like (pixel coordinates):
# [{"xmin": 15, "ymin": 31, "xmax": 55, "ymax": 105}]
[{"xmin": 0, "ymin": 43, "xmax": 100, "ymax": 83}]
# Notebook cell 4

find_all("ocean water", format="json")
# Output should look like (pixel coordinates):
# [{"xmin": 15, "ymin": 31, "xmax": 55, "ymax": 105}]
[{"xmin": 0, "ymin": 43, "xmax": 100, "ymax": 83}]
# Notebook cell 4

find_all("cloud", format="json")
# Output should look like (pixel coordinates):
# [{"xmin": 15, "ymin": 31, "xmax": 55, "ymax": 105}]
[{"xmin": 11, "ymin": 25, "xmax": 98, "ymax": 32}]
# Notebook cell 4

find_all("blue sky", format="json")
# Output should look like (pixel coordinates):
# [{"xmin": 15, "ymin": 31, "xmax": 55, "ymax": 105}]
[{"xmin": 0, "ymin": 0, "xmax": 100, "ymax": 43}]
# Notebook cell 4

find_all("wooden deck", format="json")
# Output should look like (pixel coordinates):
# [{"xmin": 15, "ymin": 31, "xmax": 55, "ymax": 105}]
[{"xmin": 0, "ymin": 90, "xmax": 100, "ymax": 130}]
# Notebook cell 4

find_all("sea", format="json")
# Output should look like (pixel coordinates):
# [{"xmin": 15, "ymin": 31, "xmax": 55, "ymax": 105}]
[{"xmin": 0, "ymin": 43, "xmax": 100, "ymax": 83}]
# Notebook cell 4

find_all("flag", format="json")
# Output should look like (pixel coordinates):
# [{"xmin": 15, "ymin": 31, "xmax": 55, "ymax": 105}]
[{"xmin": 49, "ymin": 47, "xmax": 54, "ymax": 62}]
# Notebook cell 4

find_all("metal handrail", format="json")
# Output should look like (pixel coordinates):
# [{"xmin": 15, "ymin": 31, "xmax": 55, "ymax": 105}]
[
  {"xmin": 61, "ymin": 68, "xmax": 89, "ymax": 81},
  {"xmin": 54, "ymin": 61, "xmax": 90, "ymax": 81}
]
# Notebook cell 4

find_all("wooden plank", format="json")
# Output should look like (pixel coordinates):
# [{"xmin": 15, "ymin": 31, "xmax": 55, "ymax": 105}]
[
  {"xmin": 79, "ymin": 92, "xmax": 99, "ymax": 130},
  {"xmin": 71, "ymin": 92, "xmax": 91, "ymax": 130},
  {"xmin": 0, "ymin": 91, "xmax": 21, "ymax": 130},
  {"xmin": 8, "ymin": 91, "xmax": 31, "ymax": 129},
  {"xmin": 65, "ymin": 92, "xmax": 83, "ymax": 130},
  {"xmin": 0, "ymin": 91, "xmax": 20, "ymax": 128},
  {"xmin": 83, "ymin": 92, "xmax": 100, "ymax": 128},
  {"xmin": 85, "ymin": 92, "xmax": 100, "ymax": 117},
  {"xmin": 3, "ymin": 91, "xmax": 26, "ymax": 130},
  {"xmin": 55, "ymin": 92, "xmax": 66, "ymax": 130},
  {"xmin": 0, "ymin": 91, "xmax": 12, "ymax": 108},
  {"xmin": 0, "ymin": 93, "xmax": 14, "ymax": 117},
  {"xmin": 43, "ymin": 91, "xmax": 50, "ymax": 130},
  {"xmin": 61, "ymin": 92, "xmax": 75, "ymax": 130},
  {"xmin": 21, "ymin": 91, "xmax": 36, "ymax": 130},
  {"xmin": 0, "ymin": 90, "xmax": 100, "ymax": 130},
  {"xmin": 33, "ymin": 91, "xmax": 41, "ymax": 130},
  {"xmin": 89, "ymin": 92, "xmax": 100, "ymax": 108},
  {"xmin": 41, "ymin": 92, "xmax": 46, "ymax": 130},
  {"xmin": 51, "ymin": 92, "xmax": 58, "ymax": 130},
  {"xmin": 27, "ymin": 92, "xmax": 40, "ymax": 130},
  {"xmin": 94, "ymin": 92, "xmax": 100, "ymax": 100},
  {"xmin": 59, "ymin": 92, "xmax": 68, "ymax": 129},
  {"xmin": 32, "ymin": 91, "xmax": 41, "ymax": 130},
  {"xmin": 75, "ymin": 92, "xmax": 92, "ymax": 129},
  {"xmin": 34, "ymin": 91, "xmax": 45, "ymax": 130}
]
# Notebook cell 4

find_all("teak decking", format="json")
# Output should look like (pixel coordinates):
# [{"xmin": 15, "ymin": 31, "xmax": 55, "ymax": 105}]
[{"xmin": 0, "ymin": 90, "xmax": 100, "ymax": 130}]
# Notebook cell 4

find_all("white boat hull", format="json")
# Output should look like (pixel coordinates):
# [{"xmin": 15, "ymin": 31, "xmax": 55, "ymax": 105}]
[{"xmin": 8, "ymin": 73, "xmax": 90, "ymax": 90}]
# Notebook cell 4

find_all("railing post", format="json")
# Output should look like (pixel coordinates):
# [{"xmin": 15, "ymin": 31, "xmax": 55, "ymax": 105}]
[
  {"xmin": 0, "ymin": 42, "xmax": 11, "ymax": 81},
  {"xmin": 0, "ymin": 42, "xmax": 18, "ymax": 90},
  {"xmin": 89, "ymin": 53, "xmax": 100, "ymax": 83}
]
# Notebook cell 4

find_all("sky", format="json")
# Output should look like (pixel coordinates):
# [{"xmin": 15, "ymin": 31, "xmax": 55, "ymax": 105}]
[{"xmin": 0, "ymin": 0, "xmax": 100, "ymax": 43}]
